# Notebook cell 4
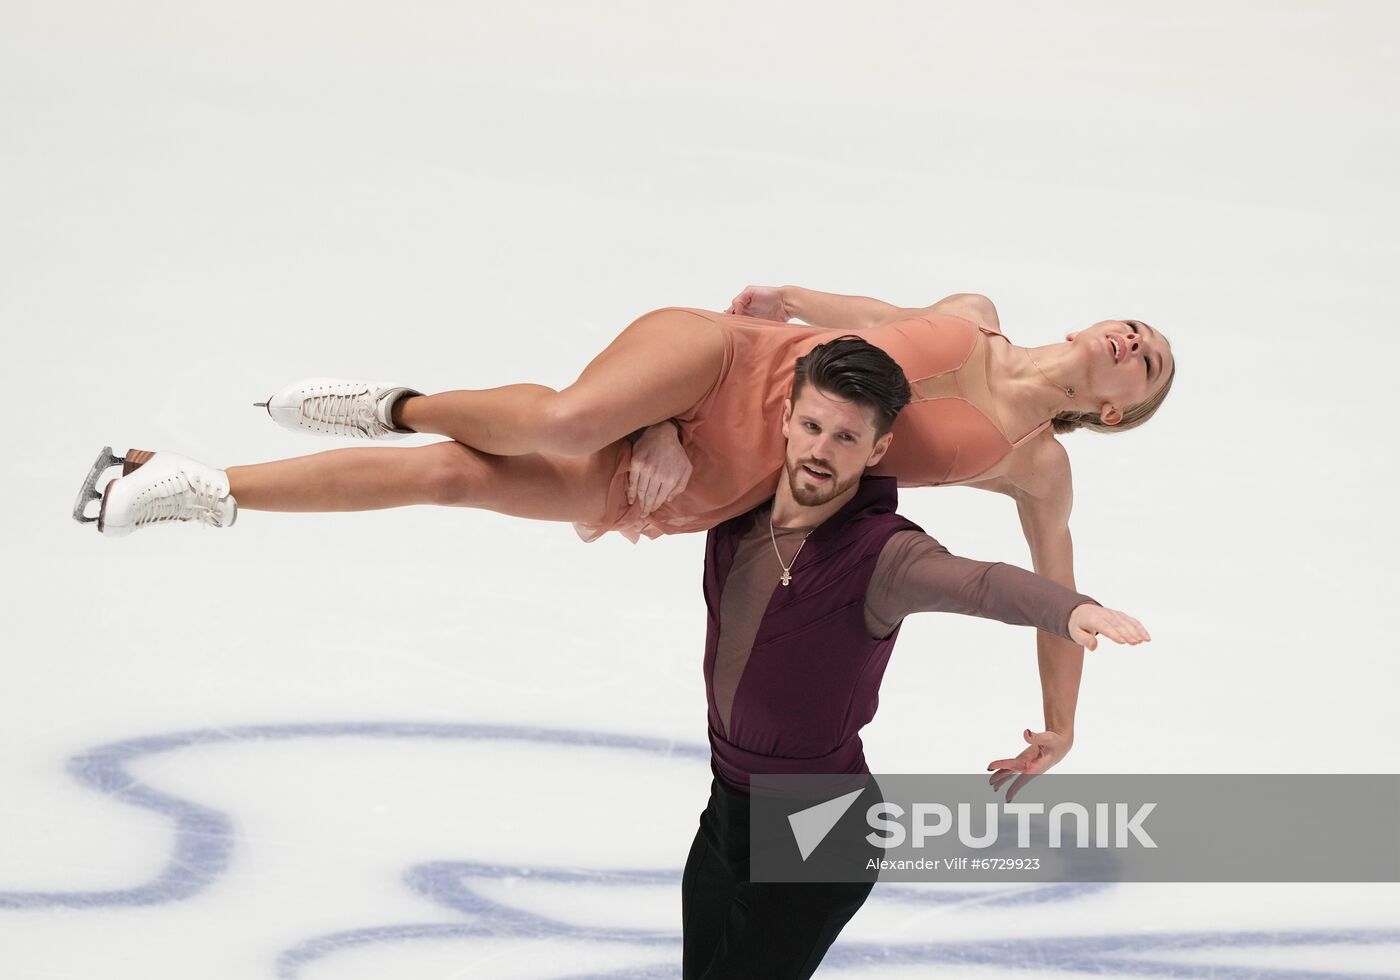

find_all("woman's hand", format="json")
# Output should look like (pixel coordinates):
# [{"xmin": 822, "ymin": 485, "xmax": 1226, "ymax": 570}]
[
  {"xmin": 1067, "ymin": 603, "xmax": 1151, "ymax": 651},
  {"xmin": 627, "ymin": 422, "xmax": 693, "ymax": 517},
  {"xmin": 724, "ymin": 285, "xmax": 791, "ymax": 321},
  {"xmin": 986, "ymin": 728, "xmax": 1073, "ymax": 803}
]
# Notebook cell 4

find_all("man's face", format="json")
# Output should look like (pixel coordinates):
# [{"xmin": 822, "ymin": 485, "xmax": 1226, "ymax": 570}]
[{"xmin": 780, "ymin": 383, "xmax": 894, "ymax": 508}]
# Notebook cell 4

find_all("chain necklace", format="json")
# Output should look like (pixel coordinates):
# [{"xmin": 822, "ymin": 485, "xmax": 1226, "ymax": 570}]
[
  {"xmin": 1023, "ymin": 347, "xmax": 1076, "ymax": 399},
  {"xmin": 769, "ymin": 512, "xmax": 814, "ymax": 587}
]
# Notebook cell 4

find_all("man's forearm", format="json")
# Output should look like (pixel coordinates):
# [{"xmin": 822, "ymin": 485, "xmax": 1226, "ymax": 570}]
[{"xmin": 781, "ymin": 285, "xmax": 903, "ymax": 331}]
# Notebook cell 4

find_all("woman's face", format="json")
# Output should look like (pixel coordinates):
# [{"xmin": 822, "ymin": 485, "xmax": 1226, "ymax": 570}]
[{"xmin": 1067, "ymin": 319, "xmax": 1174, "ymax": 424}]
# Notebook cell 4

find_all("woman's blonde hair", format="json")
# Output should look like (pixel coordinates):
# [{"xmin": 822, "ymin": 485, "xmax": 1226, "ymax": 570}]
[{"xmin": 1051, "ymin": 356, "xmax": 1176, "ymax": 435}]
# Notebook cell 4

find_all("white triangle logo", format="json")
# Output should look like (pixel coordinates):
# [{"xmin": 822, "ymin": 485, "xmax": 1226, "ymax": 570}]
[{"xmin": 787, "ymin": 788, "xmax": 865, "ymax": 861}]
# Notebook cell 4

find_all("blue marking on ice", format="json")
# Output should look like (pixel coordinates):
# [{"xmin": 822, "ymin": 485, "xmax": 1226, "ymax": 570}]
[
  {"xmin": 0, "ymin": 721, "xmax": 705, "ymax": 909},
  {"xmin": 276, "ymin": 858, "xmax": 1400, "ymax": 979},
  {"xmin": 1, "ymin": 722, "xmax": 1396, "ymax": 978}
]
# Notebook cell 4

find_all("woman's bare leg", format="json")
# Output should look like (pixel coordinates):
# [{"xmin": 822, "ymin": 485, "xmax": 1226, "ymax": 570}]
[
  {"xmin": 226, "ymin": 439, "xmax": 620, "ymax": 524},
  {"xmin": 395, "ymin": 308, "xmax": 724, "ymax": 458}
]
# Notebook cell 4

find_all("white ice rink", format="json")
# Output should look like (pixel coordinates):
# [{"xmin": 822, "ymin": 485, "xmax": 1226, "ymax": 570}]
[{"xmin": 3, "ymin": 2, "xmax": 1399, "ymax": 977}]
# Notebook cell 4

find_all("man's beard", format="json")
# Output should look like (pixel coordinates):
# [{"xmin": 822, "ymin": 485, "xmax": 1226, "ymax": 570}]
[{"xmin": 785, "ymin": 456, "xmax": 858, "ymax": 507}]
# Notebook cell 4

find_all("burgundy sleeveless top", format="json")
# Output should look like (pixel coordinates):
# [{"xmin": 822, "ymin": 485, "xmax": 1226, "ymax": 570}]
[{"xmin": 702, "ymin": 476, "xmax": 921, "ymax": 793}]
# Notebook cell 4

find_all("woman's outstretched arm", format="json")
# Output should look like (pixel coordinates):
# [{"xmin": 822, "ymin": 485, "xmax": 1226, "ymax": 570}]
[
  {"xmin": 1020, "ymin": 502, "xmax": 1083, "ymax": 741},
  {"xmin": 984, "ymin": 439, "xmax": 1085, "ymax": 800},
  {"xmin": 727, "ymin": 285, "xmax": 1000, "ymax": 333},
  {"xmin": 725, "ymin": 284, "xmax": 903, "ymax": 330},
  {"xmin": 779, "ymin": 285, "xmax": 905, "ymax": 330}
]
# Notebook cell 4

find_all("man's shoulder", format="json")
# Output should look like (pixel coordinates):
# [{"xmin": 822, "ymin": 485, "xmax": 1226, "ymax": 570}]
[
  {"xmin": 878, "ymin": 526, "xmax": 942, "ymax": 551},
  {"xmin": 873, "ymin": 528, "xmax": 950, "ymax": 577}
]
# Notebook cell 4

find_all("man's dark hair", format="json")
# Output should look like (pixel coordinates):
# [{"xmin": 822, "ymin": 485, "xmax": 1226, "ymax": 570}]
[{"xmin": 790, "ymin": 336, "xmax": 911, "ymax": 436}]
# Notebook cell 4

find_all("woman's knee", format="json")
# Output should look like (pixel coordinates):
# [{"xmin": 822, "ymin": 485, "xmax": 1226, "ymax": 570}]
[
  {"xmin": 419, "ymin": 442, "xmax": 480, "ymax": 506},
  {"xmin": 537, "ymin": 393, "xmax": 615, "ymax": 457}
]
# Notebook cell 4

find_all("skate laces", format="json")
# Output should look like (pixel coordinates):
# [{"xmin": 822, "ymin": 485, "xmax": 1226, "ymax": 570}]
[
  {"xmin": 132, "ymin": 472, "xmax": 230, "ymax": 528},
  {"xmin": 302, "ymin": 385, "xmax": 383, "ymax": 437}
]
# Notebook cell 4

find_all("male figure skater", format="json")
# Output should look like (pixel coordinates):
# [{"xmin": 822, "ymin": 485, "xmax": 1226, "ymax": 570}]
[{"xmin": 682, "ymin": 337, "xmax": 1147, "ymax": 979}]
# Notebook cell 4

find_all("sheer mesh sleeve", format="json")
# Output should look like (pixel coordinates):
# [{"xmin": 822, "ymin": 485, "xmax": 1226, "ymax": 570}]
[{"xmin": 865, "ymin": 530, "xmax": 1099, "ymax": 641}]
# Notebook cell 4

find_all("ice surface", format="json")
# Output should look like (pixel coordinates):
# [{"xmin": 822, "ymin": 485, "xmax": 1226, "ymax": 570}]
[{"xmin": 3, "ymin": 1, "xmax": 1398, "ymax": 977}]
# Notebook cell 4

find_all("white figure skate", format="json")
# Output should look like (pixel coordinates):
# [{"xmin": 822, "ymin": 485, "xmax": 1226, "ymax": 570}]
[
  {"xmin": 255, "ymin": 378, "xmax": 421, "ymax": 439},
  {"xmin": 72, "ymin": 448, "xmax": 237, "ymax": 537}
]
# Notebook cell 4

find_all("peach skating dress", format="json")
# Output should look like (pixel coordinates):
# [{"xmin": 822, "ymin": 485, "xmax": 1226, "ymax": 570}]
[{"xmin": 573, "ymin": 307, "xmax": 1053, "ymax": 543}]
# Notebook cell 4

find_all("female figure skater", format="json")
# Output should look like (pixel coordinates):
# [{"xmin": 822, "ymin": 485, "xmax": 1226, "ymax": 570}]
[{"xmin": 75, "ymin": 285, "xmax": 1174, "ymax": 780}]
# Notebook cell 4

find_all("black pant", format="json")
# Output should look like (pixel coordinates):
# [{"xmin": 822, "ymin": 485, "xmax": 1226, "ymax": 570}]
[{"xmin": 681, "ymin": 777, "xmax": 877, "ymax": 979}]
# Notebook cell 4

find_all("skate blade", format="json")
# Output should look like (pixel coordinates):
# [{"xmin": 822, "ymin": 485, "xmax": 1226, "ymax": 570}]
[
  {"xmin": 71, "ymin": 447, "xmax": 122, "ymax": 524},
  {"xmin": 71, "ymin": 448, "xmax": 157, "ymax": 525}
]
